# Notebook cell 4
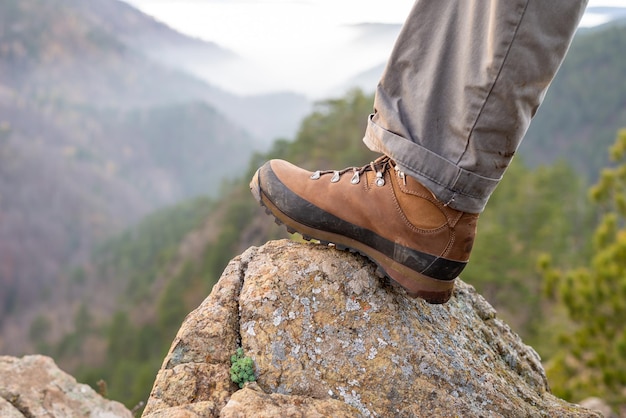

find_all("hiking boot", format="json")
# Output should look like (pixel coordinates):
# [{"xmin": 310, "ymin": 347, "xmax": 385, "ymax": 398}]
[{"xmin": 249, "ymin": 156, "xmax": 478, "ymax": 304}]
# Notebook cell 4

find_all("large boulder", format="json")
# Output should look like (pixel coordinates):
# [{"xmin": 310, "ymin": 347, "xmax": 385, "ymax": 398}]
[
  {"xmin": 0, "ymin": 355, "xmax": 131, "ymax": 418},
  {"xmin": 143, "ymin": 239, "xmax": 599, "ymax": 417}
]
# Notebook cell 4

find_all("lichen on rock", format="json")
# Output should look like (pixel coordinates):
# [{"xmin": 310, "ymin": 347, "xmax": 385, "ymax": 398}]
[{"xmin": 142, "ymin": 239, "xmax": 599, "ymax": 417}]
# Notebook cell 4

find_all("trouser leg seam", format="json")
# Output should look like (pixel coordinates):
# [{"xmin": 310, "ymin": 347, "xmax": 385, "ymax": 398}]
[{"xmin": 455, "ymin": 0, "xmax": 530, "ymax": 166}]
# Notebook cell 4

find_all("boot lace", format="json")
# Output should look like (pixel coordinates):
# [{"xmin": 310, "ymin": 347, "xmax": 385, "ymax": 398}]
[{"xmin": 309, "ymin": 156, "xmax": 406, "ymax": 187}]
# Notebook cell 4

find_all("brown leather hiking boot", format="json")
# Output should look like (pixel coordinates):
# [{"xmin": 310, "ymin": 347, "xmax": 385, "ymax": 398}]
[{"xmin": 250, "ymin": 156, "xmax": 478, "ymax": 303}]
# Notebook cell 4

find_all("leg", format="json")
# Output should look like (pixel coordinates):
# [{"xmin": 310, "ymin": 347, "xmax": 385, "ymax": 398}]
[
  {"xmin": 365, "ymin": 0, "xmax": 587, "ymax": 213},
  {"xmin": 250, "ymin": 0, "xmax": 587, "ymax": 303}
]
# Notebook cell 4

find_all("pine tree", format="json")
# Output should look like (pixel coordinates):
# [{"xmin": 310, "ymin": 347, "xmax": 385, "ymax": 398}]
[{"xmin": 541, "ymin": 129, "xmax": 626, "ymax": 407}]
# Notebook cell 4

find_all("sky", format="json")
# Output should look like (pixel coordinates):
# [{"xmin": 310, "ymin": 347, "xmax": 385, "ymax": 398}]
[
  {"xmin": 125, "ymin": 0, "xmax": 414, "ymax": 56},
  {"xmin": 123, "ymin": 0, "xmax": 626, "ymax": 97}
]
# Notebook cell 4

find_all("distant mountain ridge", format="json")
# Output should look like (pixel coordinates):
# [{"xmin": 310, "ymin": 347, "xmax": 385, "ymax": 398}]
[
  {"xmin": 69, "ymin": 0, "xmax": 238, "ymax": 60},
  {"xmin": 339, "ymin": 20, "xmax": 626, "ymax": 182},
  {"xmin": 3, "ymin": 2, "xmax": 626, "ymax": 411},
  {"xmin": 0, "ymin": 0, "xmax": 309, "ymax": 350},
  {"xmin": 42, "ymin": 86, "xmax": 595, "ymax": 410},
  {"xmin": 522, "ymin": 21, "xmax": 626, "ymax": 178},
  {"xmin": 0, "ymin": 0, "xmax": 310, "ymax": 139},
  {"xmin": 586, "ymin": 6, "xmax": 626, "ymax": 21}
]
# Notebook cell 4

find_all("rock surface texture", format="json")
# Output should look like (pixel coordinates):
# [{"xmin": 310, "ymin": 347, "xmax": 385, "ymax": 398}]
[
  {"xmin": 143, "ymin": 239, "xmax": 599, "ymax": 417},
  {"xmin": 0, "ymin": 355, "xmax": 131, "ymax": 418}
]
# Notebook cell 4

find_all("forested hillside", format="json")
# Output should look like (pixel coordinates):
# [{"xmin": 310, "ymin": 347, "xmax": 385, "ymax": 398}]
[
  {"xmin": 38, "ymin": 88, "xmax": 620, "ymax": 412},
  {"xmin": 0, "ymin": 0, "xmax": 308, "ymax": 355},
  {"xmin": 345, "ymin": 21, "xmax": 626, "ymax": 183},
  {"xmin": 541, "ymin": 129, "xmax": 626, "ymax": 408},
  {"xmin": 4, "ymin": 4, "xmax": 626, "ymax": 415},
  {"xmin": 522, "ymin": 22, "xmax": 626, "ymax": 180}
]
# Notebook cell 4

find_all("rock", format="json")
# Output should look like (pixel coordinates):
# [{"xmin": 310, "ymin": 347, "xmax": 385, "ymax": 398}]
[
  {"xmin": 220, "ymin": 383, "xmax": 359, "ymax": 417},
  {"xmin": 143, "ymin": 239, "xmax": 600, "ymax": 417},
  {"xmin": 0, "ymin": 355, "xmax": 132, "ymax": 418},
  {"xmin": 580, "ymin": 397, "xmax": 615, "ymax": 417},
  {"xmin": 0, "ymin": 396, "xmax": 24, "ymax": 418}
]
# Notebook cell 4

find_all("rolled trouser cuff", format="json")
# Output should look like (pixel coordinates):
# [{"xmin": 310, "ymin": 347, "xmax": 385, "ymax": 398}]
[{"xmin": 364, "ymin": 114, "xmax": 500, "ymax": 214}]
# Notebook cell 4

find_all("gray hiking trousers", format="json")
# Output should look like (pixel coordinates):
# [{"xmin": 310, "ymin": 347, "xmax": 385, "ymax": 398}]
[{"xmin": 363, "ymin": 0, "xmax": 588, "ymax": 213}]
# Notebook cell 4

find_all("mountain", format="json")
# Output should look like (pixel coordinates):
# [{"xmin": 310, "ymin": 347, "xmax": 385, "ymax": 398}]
[
  {"xmin": 60, "ymin": 23, "xmax": 626, "ymax": 405},
  {"xmin": 521, "ymin": 23, "xmax": 626, "ymax": 179},
  {"xmin": 30, "ymin": 88, "xmax": 594, "ymax": 410},
  {"xmin": 67, "ymin": 0, "xmax": 238, "ymax": 63},
  {"xmin": 4, "ymin": 5, "xmax": 625, "ymax": 412},
  {"xmin": 585, "ymin": 7, "xmax": 626, "ymax": 23},
  {"xmin": 0, "ymin": 0, "xmax": 310, "ymax": 350},
  {"xmin": 338, "ymin": 22, "xmax": 626, "ymax": 183},
  {"xmin": 1, "ymin": 0, "xmax": 210, "ymax": 107},
  {"xmin": 77, "ymin": 0, "xmax": 313, "ymax": 142},
  {"xmin": 0, "ymin": 0, "xmax": 310, "ymax": 141}
]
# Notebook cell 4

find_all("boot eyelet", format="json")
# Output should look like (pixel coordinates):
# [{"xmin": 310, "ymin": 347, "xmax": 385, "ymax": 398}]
[
  {"xmin": 350, "ymin": 170, "xmax": 360, "ymax": 184},
  {"xmin": 310, "ymin": 171, "xmax": 321, "ymax": 180},
  {"xmin": 375, "ymin": 171, "xmax": 385, "ymax": 187},
  {"xmin": 398, "ymin": 170, "xmax": 406, "ymax": 185},
  {"xmin": 331, "ymin": 171, "xmax": 341, "ymax": 183}
]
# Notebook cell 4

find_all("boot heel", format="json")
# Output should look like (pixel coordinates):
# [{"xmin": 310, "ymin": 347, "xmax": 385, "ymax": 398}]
[{"xmin": 383, "ymin": 263, "xmax": 455, "ymax": 304}]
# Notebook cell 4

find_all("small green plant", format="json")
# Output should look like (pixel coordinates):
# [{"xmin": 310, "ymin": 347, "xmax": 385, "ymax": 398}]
[{"xmin": 230, "ymin": 347, "xmax": 256, "ymax": 388}]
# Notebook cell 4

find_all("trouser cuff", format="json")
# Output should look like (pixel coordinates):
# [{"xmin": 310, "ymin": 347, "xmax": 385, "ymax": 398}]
[{"xmin": 363, "ymin": 114, "xmax": 500, "ymax": 213}]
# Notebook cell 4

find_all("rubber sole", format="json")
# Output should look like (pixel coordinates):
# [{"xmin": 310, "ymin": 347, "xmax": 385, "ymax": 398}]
[{"xmin": 250, "ymin": 171, "xmax": 454, "ymax": 304}]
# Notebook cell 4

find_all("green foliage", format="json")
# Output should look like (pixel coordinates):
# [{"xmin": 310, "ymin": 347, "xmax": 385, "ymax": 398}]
[
  {"xmin": 463, "ymin": 158, "xmax": 594, "ymax": 344},
  {"xmin": 95, "ymin": 196, "xmax": 214, "ymax": 302},
  {"xmin": 29, "ymin": 314, "xmax": 51, "ymax": 352},
  {"xmin": 524, "ymin": 26, "xmax": 626, "ymax": 180},
  {"xmin": 64, "ymin": 173, "xmax": 257, "ymax": 412},
  {"xmin": 243, "ymin": 89, "xmax": 378, "ymax": 184},
  {"xmin": 46, "ymin": 197, "xmax": 216, "ymax": 411},
  {"xmin": 156, "ymin": 264, "xmax": 191, "ymax": 332},
  {"xmin": 48, "ymin": 87, "xmax": 611, "ymax": 412},
  {"xmin": 230, "ymin": 347, "xmax": 256, "ymax": 388},
  {"xmin": 74, "ymin": 310, "xmax": 166, "ymax": 412},
  {"xmin": 114, "ymin": 103, "xmax": 256, "ymax": 199},
  {"xmin": 541, "ymin": 129, "xmax": 626, "ymax": 407},
  {"xmin": 70, "ymin": 267, "xmax": 86, "ymax": 284}
]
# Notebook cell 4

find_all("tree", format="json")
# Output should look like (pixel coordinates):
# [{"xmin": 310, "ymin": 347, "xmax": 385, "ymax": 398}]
[
  {"xmin": 541, "ymin": 129, "xmax": 626, "ymax": 407},
  {"xmin": 462, "ymin": 157, "xmax": 593, "ymax": 344}
]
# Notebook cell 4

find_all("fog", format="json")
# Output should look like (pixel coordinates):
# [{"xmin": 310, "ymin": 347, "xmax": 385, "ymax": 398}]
[{"xmin": 124, "ymin": 0, "xmax": 625, "ymax": 97}]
